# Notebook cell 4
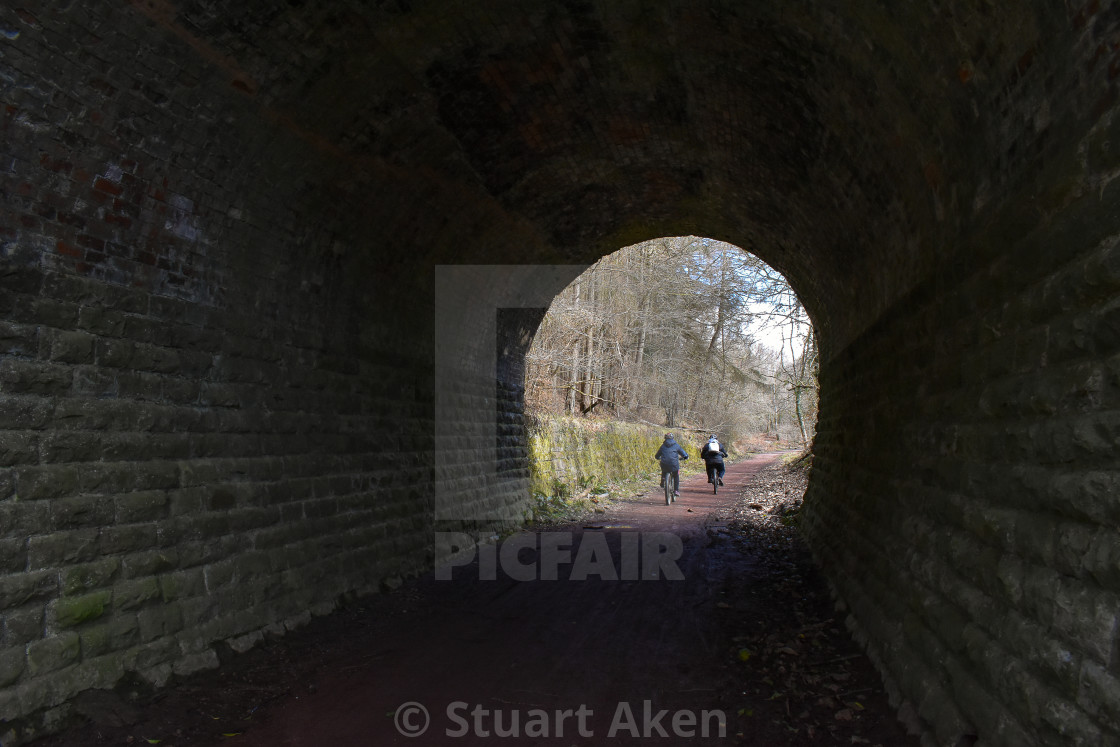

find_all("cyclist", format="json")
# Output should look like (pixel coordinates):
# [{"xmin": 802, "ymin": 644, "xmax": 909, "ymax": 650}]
[
  {"xmin": 701, "ymin": 434, "xmax": 728, "ymax": 486},
  {"xmin": 654, "ymin": 433, "xmax": 689, "ymax": 498}
]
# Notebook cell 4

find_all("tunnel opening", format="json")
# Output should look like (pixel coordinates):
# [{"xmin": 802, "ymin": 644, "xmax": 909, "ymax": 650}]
[{"xmin": 523, "ymin": 236, "xmax": 818, "ymax": 449}]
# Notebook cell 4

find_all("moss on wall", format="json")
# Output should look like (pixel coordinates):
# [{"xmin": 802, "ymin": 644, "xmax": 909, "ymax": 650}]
[{"xmin": 527, "ymin": 416, "xmax": 705, "ymax": 498}]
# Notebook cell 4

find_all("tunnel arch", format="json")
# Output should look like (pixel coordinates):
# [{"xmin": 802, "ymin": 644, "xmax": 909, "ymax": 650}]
[
  {"xmin": 1, "ymin": 2, "xmax": 1118, "ymax": 745},
  {"xmin": 519, "ymin": 235, "xmax": 818, "ymax": 438}
]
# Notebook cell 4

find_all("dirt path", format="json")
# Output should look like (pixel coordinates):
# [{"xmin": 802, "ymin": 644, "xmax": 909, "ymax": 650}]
[
  {"xmin": 31, "ymin": 453, "xmax": 920, "ymax": 746},
  {"xmin": 233, "ymin": 454, "xmax": 786, "ymax": 746}
]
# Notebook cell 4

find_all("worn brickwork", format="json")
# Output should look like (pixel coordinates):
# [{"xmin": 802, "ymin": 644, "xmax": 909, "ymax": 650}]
[
  {"xmin": 803, "ymin": 4, "xmax": 1120, "ymax": 745},
  {"xmin": 805, "ymin": 179, "xmax": 1120, "ymax": 744},
  {"xmin": 0, "ymin": 3, "xmax": 451, "ymax": 740},
  {"xmin": 1, "ymin": 0, "xmax": 1119, "ymax": 744}
]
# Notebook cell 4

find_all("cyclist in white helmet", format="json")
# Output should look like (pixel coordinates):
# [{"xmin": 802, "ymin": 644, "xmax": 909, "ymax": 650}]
[{"xmin": 701, "ymin": 434, "xmax": 727, "ymax": 486}]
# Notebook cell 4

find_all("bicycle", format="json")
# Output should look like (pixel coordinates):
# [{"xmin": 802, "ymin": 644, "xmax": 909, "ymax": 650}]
[
  {"xmin": 702, "ymin": 437, "xmax": 726, "ymax": 497},
  {"xmin": 653, "ymin": 437, "xmax": 687, "ymax": 506}
]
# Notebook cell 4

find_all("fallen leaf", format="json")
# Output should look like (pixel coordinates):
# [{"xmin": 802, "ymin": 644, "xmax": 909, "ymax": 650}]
[
  {"xmin": 834, "ymin": 709, "xmax": 854, "ymax": 721},
  {"xmin": 738, "ymin": 648, "xmax": 752, "ymax": 662}
]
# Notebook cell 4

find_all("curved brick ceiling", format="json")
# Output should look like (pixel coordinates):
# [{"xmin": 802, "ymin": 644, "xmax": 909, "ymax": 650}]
[{"xmin": 126, "ymin": 0, "xmax": 1054, "ymax": 354}]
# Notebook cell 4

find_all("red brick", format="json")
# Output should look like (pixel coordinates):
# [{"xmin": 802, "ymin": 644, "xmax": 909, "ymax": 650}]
[
  {"xmin": 105, "ymin": 214, "xmax": 133, "ymax": 229},
  {"xmin": 59, "ymin": 213, "xmax": 86, "ymax": 229},
  {"xmin": 39, "ymin": 154, "xmax": 74, "ymax": 174},
  {"xmin": 76, "ymin": 234, "xmax": 105, "ymax": 251},
  {"xmin": 15, "ymin": 8, "xmax": 39, "ymax": 26},
  {"xmin": 93, "ymin": 177, "xmax": 124, "ymax": 196},
  {"xmin": 55, "ymin": 240, "xmax": 82, "ymax": 258}
]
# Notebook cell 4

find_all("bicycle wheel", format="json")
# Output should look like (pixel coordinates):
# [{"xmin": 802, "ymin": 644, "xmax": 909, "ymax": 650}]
[
  {"xmin": 712, "ymin": 468, "xmax": 718, "ymax": 495},
  {"xmin": 664, "ymin": 473, "xmax": 673, "ymax": 505}
]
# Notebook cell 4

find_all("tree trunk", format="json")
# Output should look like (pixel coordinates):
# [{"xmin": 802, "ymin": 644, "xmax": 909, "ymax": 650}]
[
  {"xmin": 794, "ymin": 385, "xmax": 807, "ymax": 446},
  {"xmin": 689, "ymin": 248, "xmax": 728, "ymax": 418},
  {"xmin": 630, "ymin": 254, "xmax": 651, "ymax": 410},
  {"xmin": 583, "ymin": 276, "xmax": 597, "ymax": 414}
]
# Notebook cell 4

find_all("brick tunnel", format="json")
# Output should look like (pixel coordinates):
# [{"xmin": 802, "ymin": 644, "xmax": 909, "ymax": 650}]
[{"xmin": 2, "ymin": 1, "xmax": 1119, "ymax": 744}]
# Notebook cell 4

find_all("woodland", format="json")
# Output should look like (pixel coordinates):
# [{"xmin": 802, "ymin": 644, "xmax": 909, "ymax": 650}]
[{"xmin": 525, "ymin": 236, "xmax": 819, "ymax": 448}]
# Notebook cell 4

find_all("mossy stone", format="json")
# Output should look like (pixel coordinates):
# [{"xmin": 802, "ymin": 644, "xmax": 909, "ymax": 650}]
[{"xmin": 55, "ymin": 590, "xmax": 112, "ymax": 628}]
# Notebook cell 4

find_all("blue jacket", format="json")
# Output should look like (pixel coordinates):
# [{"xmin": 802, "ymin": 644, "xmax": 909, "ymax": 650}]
[{"xmin": 654, "ymin": 437, "xmax": 688, "ymax": 471}]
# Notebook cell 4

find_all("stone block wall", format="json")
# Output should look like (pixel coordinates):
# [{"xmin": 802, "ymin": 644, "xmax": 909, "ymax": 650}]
[
  {"xmin": 0, "ymin": 5, "xmax": 455, "ymax": 741},
  {"xmin": 805, "ymin": 218, "xmax": 1120, "ymax": 746},
  {"xmin": 0, "ymin": 258, "xmax": 439, "ymax": 740},
  {"xmin": 526, "ymin": 414, "xmax": 704, "ymax": 499},
  {"xmin": 802, "ymin": 10, "xmax": 1120, "ymax": 742}
]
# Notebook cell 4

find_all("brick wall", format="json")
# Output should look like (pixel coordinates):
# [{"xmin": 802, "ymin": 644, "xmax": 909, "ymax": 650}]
[
  {"xmin": 0, "ymin": 4, "xmax": 447, "ymax": 740},
  {"xmin": 804, "ymin": 176, "xmax": 1120, "ymax": 743},
  {"xmin": 803, "ymin": 4, "xmax": 1120, "ymax": 743}
]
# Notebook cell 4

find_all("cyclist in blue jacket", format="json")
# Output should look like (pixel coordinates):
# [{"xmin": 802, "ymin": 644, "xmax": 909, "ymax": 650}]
[{"xmin": 654, "ymin": 433, "xmax": 689, "ymax": 497}]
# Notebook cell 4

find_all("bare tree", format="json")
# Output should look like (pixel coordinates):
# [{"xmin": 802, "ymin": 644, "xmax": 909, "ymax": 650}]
[{"xmin": 525, "ymin": 236, "xmax": 818, "ymax": 448}]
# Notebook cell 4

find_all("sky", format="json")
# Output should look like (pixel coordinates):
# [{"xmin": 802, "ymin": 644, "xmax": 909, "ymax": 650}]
[{"xmin": 745, "ymin": 301, "xmax": 806, "ymax": 360}]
